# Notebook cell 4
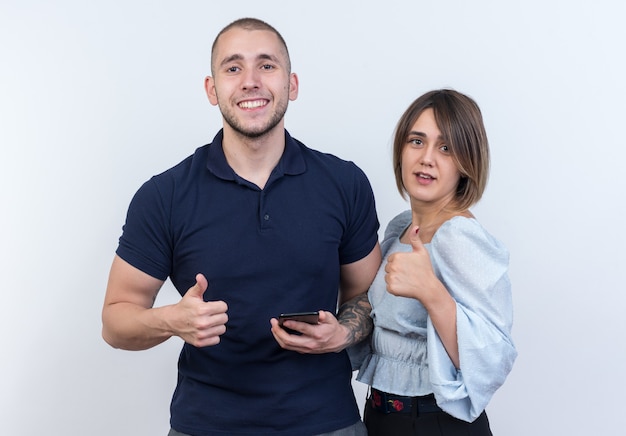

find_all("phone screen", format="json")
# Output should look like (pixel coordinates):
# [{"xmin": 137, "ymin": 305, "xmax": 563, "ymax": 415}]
[{"xmin": 278, "ymin": 312, "xmax": 319, "ymax": 334}]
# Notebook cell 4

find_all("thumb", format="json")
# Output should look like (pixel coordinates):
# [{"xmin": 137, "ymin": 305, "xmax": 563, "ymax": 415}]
[
  {"xmin": 409, "ymin": 226, "xmax": 423, "ymax": 251},
  {"xmin": 317, "ymin": 310, "xmax": 330, "ymax": 323},
  {"xmin": 186, "ymin": 273, "xmax": 208, "ymax": 299}
]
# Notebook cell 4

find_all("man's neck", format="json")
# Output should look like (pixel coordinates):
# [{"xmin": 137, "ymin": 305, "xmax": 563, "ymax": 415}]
[{"xmin": 221, "ymin": 126, "xmax": 285, "ymax": 190}]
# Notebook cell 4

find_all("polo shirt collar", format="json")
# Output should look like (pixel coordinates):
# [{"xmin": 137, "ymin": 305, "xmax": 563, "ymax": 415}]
[{"xmin": 206, "ymin": 129, "xmax": 306, "ymax": 181}]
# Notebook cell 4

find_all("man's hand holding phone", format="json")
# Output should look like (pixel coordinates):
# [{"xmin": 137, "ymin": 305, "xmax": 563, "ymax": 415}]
[
  {"xmin": 277, "ymin": 311, "xmax": 319, "ymax": 334},
  {"xmin": 270, "ymin": 310, "xmax": 350, "ymax": 354}
]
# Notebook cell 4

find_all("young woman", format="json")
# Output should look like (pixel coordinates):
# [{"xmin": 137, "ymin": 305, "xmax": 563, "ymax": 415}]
[{"xmin": 352, "ymin": 89, "xmax": 517, "ymax": 435}]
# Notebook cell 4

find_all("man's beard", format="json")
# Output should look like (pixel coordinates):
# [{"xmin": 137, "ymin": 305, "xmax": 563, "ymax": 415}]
[{"xmin": 219, "ymin": 98, "xmax": 289, "ymax": 139}]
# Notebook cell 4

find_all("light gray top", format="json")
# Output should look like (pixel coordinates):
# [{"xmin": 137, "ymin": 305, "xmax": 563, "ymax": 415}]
[{"xmin": 352, "ymin": 211, "xmax": 517, "ymax": 422}]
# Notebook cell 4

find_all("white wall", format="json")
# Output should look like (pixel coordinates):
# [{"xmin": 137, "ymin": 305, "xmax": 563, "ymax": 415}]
[{"xmin": 1, "ymin": 0, "xmax": 624, "ymax": 434}]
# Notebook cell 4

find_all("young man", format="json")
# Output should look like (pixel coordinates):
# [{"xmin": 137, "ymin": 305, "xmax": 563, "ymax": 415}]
[{"xmin": 102, "ymin": 18, "xmax": 381, "ymax": 436}]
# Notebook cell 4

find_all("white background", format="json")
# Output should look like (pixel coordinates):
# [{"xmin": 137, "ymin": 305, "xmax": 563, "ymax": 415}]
[{"xmin": 1, "ymin": 1, "xmax": 624, "ymax": 434}]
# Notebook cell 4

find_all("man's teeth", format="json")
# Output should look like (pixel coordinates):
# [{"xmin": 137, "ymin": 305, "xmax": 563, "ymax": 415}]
[{"xmin": 239, "ymin": 100, "xmax": 266, "ymax": 109}]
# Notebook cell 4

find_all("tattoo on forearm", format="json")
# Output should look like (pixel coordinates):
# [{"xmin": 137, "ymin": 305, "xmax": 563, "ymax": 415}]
[{"xmin": 337, "ymin": 293, "xmax": 373, "ymax": 348}]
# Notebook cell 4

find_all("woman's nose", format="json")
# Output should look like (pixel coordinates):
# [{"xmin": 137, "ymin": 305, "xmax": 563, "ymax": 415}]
[{"xmin": 419, "ymin": 146, "xmax": 434, "ymax": 166}]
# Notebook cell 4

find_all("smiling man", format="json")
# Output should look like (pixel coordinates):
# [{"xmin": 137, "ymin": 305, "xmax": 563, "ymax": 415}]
[{"xmin": 102, "ymin": 18, "xmax": 381, "ymax": 436}]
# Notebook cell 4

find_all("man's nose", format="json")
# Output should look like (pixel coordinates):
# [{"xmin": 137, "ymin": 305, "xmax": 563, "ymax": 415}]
[{"xmin": 241, "ymin": 68, "xmax": 260, "ymax": 90}]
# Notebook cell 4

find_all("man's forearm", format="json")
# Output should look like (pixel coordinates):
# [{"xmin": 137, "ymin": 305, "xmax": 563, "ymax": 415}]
[
  {"xmin": 102, "ymin": 303, "xmax": 174, "ymax": 351},
  {"xmin": 336, "ymin": 293, "xmax": 373, "ymax": 348}
]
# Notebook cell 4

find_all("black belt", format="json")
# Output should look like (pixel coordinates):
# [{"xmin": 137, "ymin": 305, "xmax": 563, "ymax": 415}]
[{"xmin": 370, "ymin": 388, "xmax": 442, "ymax": 414}]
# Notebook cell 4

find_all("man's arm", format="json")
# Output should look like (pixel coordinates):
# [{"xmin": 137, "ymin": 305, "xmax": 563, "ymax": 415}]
[
  {"xmin": 335, "ymin": 242, "xmax": 382, "ymax": 347},
  {"xmin": 270, "ymin": 243, "xmax": 381, "ymax": 353},
  {"xmin": 335, "ymin": 294, "xmax": 373, "ymax": 348},
  {"xmin": 102, "ymin": 255, "xmax": 228, "ymax": 351}
]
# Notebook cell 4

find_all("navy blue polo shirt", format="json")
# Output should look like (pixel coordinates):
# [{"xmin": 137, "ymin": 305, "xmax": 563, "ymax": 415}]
[{"xmin": 116, "ymin": 130, "xmax": 379, "ymax": 435}]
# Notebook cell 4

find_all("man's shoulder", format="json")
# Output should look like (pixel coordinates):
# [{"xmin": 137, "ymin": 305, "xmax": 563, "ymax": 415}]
[
  {"xmin": 294, "ymin": 137, "xmax": 348, "ymax": 163},
  {"xmin": 151, "ymin": 144, "xmax": 209, "ymax": 181},
  {"xmin": 292, "ymin": 137, "xmax": 364, "ymax": 179}
]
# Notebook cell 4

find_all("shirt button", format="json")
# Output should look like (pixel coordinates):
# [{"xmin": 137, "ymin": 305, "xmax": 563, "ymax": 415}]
[{"xmin": 264, "ymin": 214, "xmax": 270, "ymax": 221}]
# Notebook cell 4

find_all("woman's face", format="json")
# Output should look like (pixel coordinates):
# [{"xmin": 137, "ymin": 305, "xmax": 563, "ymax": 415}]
[{"xmin": 401, "ymin": 108, "xmax": 461, "ymax": 209}]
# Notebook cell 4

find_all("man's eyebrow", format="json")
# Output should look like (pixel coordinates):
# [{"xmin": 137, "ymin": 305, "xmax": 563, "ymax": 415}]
[
  {"xmin": 257, "ymin": 53, "xmax": 280, "ymax": 63},
  {"xmin": 219, "ymin": 53, "xmax": 281, "ymax": 68},
  {"xmin": 219, "ymin": 53, "xmax": 243, "ymax": 68}
]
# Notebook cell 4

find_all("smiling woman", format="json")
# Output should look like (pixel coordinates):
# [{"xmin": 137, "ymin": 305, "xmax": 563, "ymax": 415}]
[{"xmin": 350, "ymin": 89, "xmax": 517, "ymax": 436}]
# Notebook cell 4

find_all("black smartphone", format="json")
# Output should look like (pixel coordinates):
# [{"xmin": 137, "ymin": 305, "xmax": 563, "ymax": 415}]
[{"xmin": 278, "ymin": 311, "xmax": 319, "ymax": 334}]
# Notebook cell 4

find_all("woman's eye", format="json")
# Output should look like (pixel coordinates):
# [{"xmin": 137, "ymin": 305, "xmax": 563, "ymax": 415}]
[
  {"xmin": 440, "ymin": 144, "xmax": 450, "ymax": 153},
  {"xmin": 409, "ymin": 138, "xmax": 423, "ymax": 146}
]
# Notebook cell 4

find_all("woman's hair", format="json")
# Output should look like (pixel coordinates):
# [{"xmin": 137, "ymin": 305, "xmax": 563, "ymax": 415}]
[
  {"xmin": 392, "ymin": 89, "xmax": 490, "ymax": 211},
  {"xmin": 211, "ymin": 17, "xmax": 291, "ymax": 74}
]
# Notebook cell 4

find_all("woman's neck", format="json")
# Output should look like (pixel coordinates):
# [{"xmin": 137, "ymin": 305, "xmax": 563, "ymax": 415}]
[{"xmin": 402, "ymin": 202, "xmax": 472, "ymax": 244}]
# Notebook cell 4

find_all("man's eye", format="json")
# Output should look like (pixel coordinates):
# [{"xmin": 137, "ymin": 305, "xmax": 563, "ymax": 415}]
[{"xmin": 227, "ymin": 66, "xmax": 239, "ymax": 73}]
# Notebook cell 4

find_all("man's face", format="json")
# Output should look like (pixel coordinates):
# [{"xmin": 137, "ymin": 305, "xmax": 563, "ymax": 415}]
[{"xmin": 206, "ymin": 28, "xmax": 298, "ymax": 139}]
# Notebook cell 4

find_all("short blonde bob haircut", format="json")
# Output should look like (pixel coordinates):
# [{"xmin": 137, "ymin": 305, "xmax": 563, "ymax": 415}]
[{"xmin": 392, "ymin": 89, "xmax": 490, "ymax": 211}]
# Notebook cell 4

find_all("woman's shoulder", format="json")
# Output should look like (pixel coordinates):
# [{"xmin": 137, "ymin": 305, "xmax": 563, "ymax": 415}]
[
  {"xmin": 433, "ymin": 216, "xmax": 509, "ymax": 260},
  {"xmin": 383, "ymin": 210, "xmax": 412, "ymax": 239},
  {"xmin": 379, "ymin": 211, "xmax": 412, "ymax": 256}
]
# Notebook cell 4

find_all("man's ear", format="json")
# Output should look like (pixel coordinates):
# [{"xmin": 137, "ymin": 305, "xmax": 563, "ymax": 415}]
[
  {"xmin": 288, "ymin": 73, "xmax": 299, "ymax": 101},
  {"xmin": 205, "ymin": 76, "xmax": 218, "ymax": 106}
]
